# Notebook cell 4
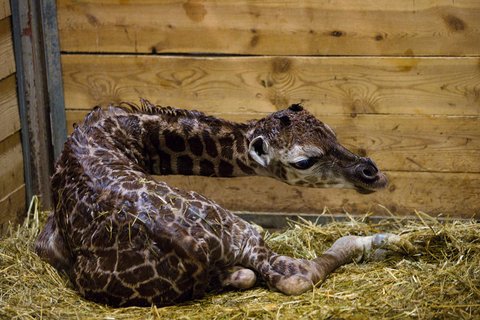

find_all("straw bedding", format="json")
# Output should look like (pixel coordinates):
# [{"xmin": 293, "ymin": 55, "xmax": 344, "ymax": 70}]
[{"xmin": 1, "ymin": 198, "xmax": 479, "ymax": 319}]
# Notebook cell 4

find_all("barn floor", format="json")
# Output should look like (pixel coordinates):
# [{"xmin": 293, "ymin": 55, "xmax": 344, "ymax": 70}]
[{"xmin": 0, "ymin": 199, "xmax": 479, "ymax": 319}]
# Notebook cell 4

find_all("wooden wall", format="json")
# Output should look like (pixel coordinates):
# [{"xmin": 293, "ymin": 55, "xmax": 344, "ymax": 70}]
[
  {"xmin": 57, "ymin": 0, "xmax": 479, "ymax": 218},
  {"xmin": 0, "ymin": 0, "xmax": 25, "ymax": 232}
]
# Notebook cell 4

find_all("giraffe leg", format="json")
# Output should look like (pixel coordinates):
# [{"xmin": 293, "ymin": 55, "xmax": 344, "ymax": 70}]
[
  {"xmin": 35, "ymin": 214, "xmax": 72, "ymax": 274},
  {"xmin": 252, "ymin": 233, "xmax": 414, "ymax": 296},
  {"xmin": 324, "ymin": 233, "xmax": 415, "ymax": 264},
  {"xmin": 220, "ymin": 266, "xmax": 257, "ymax": 289},
  {"xmin": 258, "ymin": 260, "xmax": 314, "ymax": 295},
  {"xmin": 303, "ymin": 233, "xmax": 414, "ymax": 290}
]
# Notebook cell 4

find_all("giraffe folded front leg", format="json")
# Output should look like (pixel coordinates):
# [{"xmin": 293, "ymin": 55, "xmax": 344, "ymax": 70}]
[{"xmin": 220, "ymin": 266, "xmax": 257, "ymax": 290}]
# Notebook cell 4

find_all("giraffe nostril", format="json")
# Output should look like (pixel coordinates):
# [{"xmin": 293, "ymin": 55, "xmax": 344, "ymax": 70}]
[
  {"xmin": 356, "ymin": 159, "xmax": 379, "ymax": 182},
  {"xmin": 362, "ymin": 167, "xmax": 376, "ymax": 178},
  {"xmin": 365, "ymin": 158, "xmax": 378, "ymax": 174}
]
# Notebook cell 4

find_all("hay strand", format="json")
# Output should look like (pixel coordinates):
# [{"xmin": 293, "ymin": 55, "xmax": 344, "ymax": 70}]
[{"xmin": 0, "ymin": 199, "xmax": 479, "ymax": 319}]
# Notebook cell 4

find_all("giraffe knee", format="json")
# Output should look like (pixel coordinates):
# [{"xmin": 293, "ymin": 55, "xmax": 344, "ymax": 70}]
[{"xmin": 222, "ymin": 268, "xmax": 257, "ymax": 289}]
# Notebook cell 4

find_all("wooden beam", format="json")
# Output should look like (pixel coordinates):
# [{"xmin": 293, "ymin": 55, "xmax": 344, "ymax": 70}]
[
  {"xmin": 66, "ymin": 110, "xmax": 480, "ymax": 173},
  {"xmin": 62, "ymin": 55, "xmax": 480, "ymax": 116},
  {"xmin": 11, "ymin": 0, "xmax": 67, "ymax": 209},
  {"xmin": 0, "ymin": 74, "xmax": 20, "ymax": 142},
  {"xmin": 56, "ymin": 0, "xmax": 480, "ymax": 56},
  {"xmin": 40, "ymin": 0, "xmax": 67, "ymax": 160},
  {"xmin": 0, "ymin": 17, "xmax": 15, "ymax": 80},
  {"xmin": 155, "ymin": 172, "xmax": 480, "ymax": 218},
  {"xmin": 11, "ymin": 0, "xmax": 52, "ymax": 208}
]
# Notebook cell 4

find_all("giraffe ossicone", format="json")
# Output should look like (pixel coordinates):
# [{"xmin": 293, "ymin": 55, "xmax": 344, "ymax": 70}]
[{"xmin": 35, "ymin": 100, "xmax": 412, "ymax": 307}]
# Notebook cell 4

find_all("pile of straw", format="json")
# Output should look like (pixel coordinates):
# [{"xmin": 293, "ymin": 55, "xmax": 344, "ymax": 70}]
[{"xmin": 1, "ymin": 198, "xmax": 479, "ymax": 319}]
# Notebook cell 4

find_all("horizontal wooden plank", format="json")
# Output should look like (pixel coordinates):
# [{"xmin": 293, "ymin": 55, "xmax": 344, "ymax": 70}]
[
  {"xmin": 235, "ymin": 212, "xmax": 477, "ymax": 230},
  {"xmin": 155, "ymin": 172, "xmax": 479, "ymax": 218},
  {"xmin": 0, "ymin": 0, "xmax": 10, "ymax": 21},
  {"xmin": 57, "ymin": 0, "xmax": 480, "ymax": 56},
  {"xmin": 0, "ymin": 132, "xmax": 24, "ymax": 199},
  {"xmin": 0, "ymin": 74, "xmax": 20, "ymax": 142},
  {"xmin": 0, "ymin": 184, "xmax": 25, "ymax": 235},
  {"xmin": 66, "ymin": 110, "xmax": 480, "ymax": 173},
  {"xmin": 323, "ymin": 114, "xmax": 480, "ymax": 174},
  {"xmin": 62, "ymin": 55, "xmax": 480, "ymax": 116},
  {"xmin": 0, "ymin": 17, "xmax": 14, "ymax": 81}
]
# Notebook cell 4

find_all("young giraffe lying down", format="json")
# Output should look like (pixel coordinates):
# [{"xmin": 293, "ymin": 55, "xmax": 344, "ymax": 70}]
[{"xmin": 35, "ymin": 100, "xmax": 413, "ymax": 307}]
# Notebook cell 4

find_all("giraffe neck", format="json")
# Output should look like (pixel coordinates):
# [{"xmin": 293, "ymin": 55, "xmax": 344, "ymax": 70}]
[{"xmin": 116, "ymin": 108, "xmax": 263, "ymax": 178}]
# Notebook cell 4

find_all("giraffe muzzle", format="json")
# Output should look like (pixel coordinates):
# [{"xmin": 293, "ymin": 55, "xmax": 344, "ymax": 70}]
[{"xmin": 352, "ymin": 158, "xmax": 388, "ymax": 193}]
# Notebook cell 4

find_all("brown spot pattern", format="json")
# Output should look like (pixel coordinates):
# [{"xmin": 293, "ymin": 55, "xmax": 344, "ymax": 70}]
[
  {"xmin": 165, "ymin": 130, "xmax": 186, "ymax": 152},
  {"xmin": 188, "ymin": 136, "xmax": 203, "ymax": 156}
]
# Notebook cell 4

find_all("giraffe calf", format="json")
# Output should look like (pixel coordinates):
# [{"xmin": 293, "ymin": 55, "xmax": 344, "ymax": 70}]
[{"xmin": 35, "ymin": 100, "xmax": 413, "ymax": 306}]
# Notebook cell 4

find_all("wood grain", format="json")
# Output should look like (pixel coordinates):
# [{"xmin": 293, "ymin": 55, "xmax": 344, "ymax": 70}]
[
  {"xmin": 0, "ymin": 185, "xmax": 25, "ymax": 234},
  {"xmin": 66, "ymin": 110, "xmax": 480, "ymax": 173},
  {"xmin": 56, "ymin": 0, "xmax": 480, "ymax": 56},
  {"xmin": 0, "ymin": 74, "xmax": 20, "ymax": 142},
  {"xmin": 0, "ymin": 0, "xmax": 10, "ymax": 21},
  {"xmin": 154, "ymin": 172, "xmax": 479, "ymax": 218},
  {"xmin": 61, "ymin": 55, "xmax": 480, "ymax": 116},
  {"xmin": 61, "ymin": 54, "xmax": 480, "ymax": 217},
  {"xmin": 56, "ymin": 1, "xmax": 480, "ymax": 218},
  {"xmin": 0, "ymin": 17, "xmax": 14, "ymax": 81},
  {"xmin": 0, "ymin": 132, "xmax": 24, "ymax": 200}
]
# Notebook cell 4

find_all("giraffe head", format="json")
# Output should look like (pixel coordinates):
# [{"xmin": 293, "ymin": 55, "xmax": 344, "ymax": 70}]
[{"xmin": 248, "ymin": 104, "xmax": 387, "ymax": 194}]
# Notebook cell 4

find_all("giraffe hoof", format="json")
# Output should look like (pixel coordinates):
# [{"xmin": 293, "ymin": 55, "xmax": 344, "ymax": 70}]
[
  {"xmin": 372, "ymin": 233, "xmax": 415, "ymax": 255},
  {"xmin": 275, "ymin": 275, "xmax": 312, "ymax": 296}
]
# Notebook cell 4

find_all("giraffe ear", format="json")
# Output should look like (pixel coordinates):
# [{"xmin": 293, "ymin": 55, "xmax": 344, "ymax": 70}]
[{"xmin": 248, "ymin": 136, "xmax": 271, "ymax": 167}]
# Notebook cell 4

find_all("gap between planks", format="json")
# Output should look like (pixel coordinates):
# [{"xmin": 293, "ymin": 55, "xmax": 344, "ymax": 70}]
[{"xmin": 234, "ymin": 211, "xmax": 480, "ymax": 230}]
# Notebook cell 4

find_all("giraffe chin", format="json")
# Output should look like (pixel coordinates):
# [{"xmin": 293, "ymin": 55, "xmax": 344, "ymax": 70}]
[{"xmin": 355, "ymin": 186, "xmax": 377, "ymax": 194}]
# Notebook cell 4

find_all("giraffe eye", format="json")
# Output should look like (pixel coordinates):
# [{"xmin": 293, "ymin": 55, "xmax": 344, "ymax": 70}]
[{"xmin": 290, "ymin": 158, "xmax": 318, "ymax": 170}]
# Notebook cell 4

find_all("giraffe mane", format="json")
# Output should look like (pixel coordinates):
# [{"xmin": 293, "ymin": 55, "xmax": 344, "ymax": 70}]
[
  {"xmin": 116, "ymin": 99, "xmax": 197, "ymax": 117},
  {"xmin": 115, "ymin": 98, "xmax": 251, "ymax": 130}
]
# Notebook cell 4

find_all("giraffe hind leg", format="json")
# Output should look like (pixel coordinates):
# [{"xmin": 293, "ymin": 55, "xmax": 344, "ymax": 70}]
[
  {"xmin": 244, "ymin": 253, "xmax": 315, "ymax": 296},
  {"xmin": 272, "ymin": 274, "xmax": 313, "ymax": 295},
  {"xmin": 325, "ymin": 233, "xmax": 415, "ymax": 264},
  {"xmin": 358, "ymin": 233, "xmax": 415, "ymax": 262},
  {"xmin": 256, "ymin": 233, "xmax": 414, "ymax": 296},
  {"xmin": 304, "ymin": 233, "xmax": 415, "ymax": 288},
  {"xmin": 261, "ymin": 263, "xmax": 314, "ymax": 295},
  {"xmin": 34, "ymin": 214, "xmax": 72, "ymax": 274}
]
